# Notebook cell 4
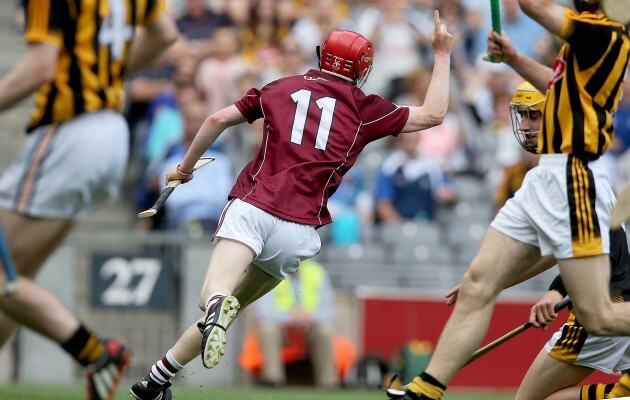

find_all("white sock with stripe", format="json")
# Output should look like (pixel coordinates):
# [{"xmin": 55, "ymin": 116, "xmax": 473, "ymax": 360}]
[{"xmin": 148, "ymin": 349, "xmax": 184, "ymax": 386}]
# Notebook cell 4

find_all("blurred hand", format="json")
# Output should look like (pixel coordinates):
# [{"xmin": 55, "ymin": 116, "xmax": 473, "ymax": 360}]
[
  {"xmin": 165, "ymin": 164, "xmax": 194, "ymax": 186},
  {"xmin": 529, "ymin": 290, "xmax": 564, "ymax": 330},
  {"xmin": 485, "ymin": 29, "xmax": 518, "ymax": 64},
  {"xmin": 445, "ymin": 284, "xmax": 461, "ymax": 306},
  {"xmin": 432, "ymin": 10, "xmax": 454, "ymax": 56}
]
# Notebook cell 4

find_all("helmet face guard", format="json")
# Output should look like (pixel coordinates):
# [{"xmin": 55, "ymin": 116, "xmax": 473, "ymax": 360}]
[
  {"xmin": 319, "ymin": 30, "xmax": 374, "ymax": 88},
  {"xmin": 510, "ymin": 82, "xmax": 546, "ymax": 153},
  {"xmin": 510, "ymin": 106, "xmax": 541, "ymax": 153}
]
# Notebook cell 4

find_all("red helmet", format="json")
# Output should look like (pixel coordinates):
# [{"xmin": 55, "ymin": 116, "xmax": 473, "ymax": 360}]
[{"xmin": 319, "ymin": 30, "xmax": 374, "ymax": 88}]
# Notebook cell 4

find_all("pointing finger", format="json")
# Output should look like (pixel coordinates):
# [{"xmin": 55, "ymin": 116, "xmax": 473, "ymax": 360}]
[{"xmin": 434, "ymin": 10, "xmax": 440, "ymax": 29}]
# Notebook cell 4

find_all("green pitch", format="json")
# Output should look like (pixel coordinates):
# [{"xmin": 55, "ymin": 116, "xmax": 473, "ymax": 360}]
[{"xmin": 0, "ymin": 385, "xmax": 514, "ymax": 400}]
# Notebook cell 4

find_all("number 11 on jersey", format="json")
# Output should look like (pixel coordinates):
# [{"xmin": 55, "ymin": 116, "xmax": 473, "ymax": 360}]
[{"xmin": 290, "ymin": 89, "xmax": 337, "ymax": 151}]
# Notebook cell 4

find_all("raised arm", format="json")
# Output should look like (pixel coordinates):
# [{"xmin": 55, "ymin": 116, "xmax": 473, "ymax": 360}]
[
  {"xmin": 486, "ymin": 30, "xmax": 552, "ymax": 93},
  {"xmin": 124, "ymin": 14, "xmax": 179, "ymax": 78},
  {"xmin": 173, "ymin": 105, "xmax": 246, "ymax": 179},
  {"xmin": 518, "ymin": 0, "xmax": 565, "ymax": 36},
  {"xmin": 401, "ymin": 10, "xmax": 453, "ymax": 133}
]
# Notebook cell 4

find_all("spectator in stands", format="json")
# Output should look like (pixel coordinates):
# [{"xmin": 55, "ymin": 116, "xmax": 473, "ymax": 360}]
[
  {"xmin": 253, "ymin": 259, "xmax": 338, "ymax": 388},
  {"xmin": 176, "ymin": 0, "xmax": 232, "ymax": 58},
  {"xmin": 396, "ymin": 67, "xmax": 469, "ymax": 172},
  {"xmin": 196, "ymin": 26, "xmax": 251, "ymax": 115},
  {"xmin": 240, "ymin": 0, "xmax": 295, "ymax": 64},
  {"xmin": 291, "ymin": 0, "xmax": 354, "ymax": 68},
  {"xmin": 374, "ymin": 132, "xmax": 458, "ymax": 223},
  {"xmin": 328, "ymin": 167, "xmax": 371, "ymax": 246},
  {"xmin": 354, "ymin": 0, "xmax": 430, "ymax": 97},
  {"xmin": 259, "ymin": 35, "xmax": 309, "ymax": 86},
  {"xmin": 157, "ymin": 100, "xmax": 233, "ymax": 235}
]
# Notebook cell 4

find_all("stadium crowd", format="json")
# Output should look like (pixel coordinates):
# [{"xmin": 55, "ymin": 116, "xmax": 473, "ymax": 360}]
[{"xmin": 120, "ymin": 0, "xmax": 628, "ymax": 262}]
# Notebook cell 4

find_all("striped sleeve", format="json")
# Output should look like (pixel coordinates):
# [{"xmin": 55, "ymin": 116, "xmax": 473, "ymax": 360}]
[
  {"xmin": 144, "ymin": 0, "xmax": 167, "ymax": 25},
  {"xmin": 24, "ymin": 0, "xmax": 66, "ymax": 46}
]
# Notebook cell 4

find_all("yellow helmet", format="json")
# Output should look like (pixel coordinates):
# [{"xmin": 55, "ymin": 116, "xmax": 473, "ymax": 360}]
[{"xmin": 509, "ymin": 82, "xmax": 546, "ymax": 153}]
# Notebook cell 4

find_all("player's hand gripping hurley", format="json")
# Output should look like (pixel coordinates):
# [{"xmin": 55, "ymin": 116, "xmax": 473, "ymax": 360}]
[
  {"xmin": 137, "ymin": 156, "xmax": 215, "ymax": 218},
  {"xmin": 465, "ymin": 297, "xmax": 572, "ymax": 366}
]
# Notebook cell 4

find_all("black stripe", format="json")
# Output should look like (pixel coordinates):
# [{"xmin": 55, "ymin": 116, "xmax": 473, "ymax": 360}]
[
  {"xmin": 585, "ymin": 32, "xmax": 622, "ymax": 97},
  {"xmin": 119, "ymin": 0, "xmax": 137, "ymax": 79},
  {"xmin": 37, "ymin": 84, "xmax": 58, "ymax": 132},
  {"xmin": 604, "ymin": 46, "xmax": 630, "ymax": 111},
  {"xmin": 587, "ymin": 383, "xmax": 597, "ymax": 400},
  {"xmin": 572, "ymin": 327, "xmax": 588, "ymax": 354},
  {"xmin": 90, "ymin": 0, "xmax": 107, "ymax": 106},
  {"xmin": 566, "ymin": 48, "xmax": 586, "ymax": 156},
  {"xmin": 552, "ymin": 81, "xmax": 563, "ymax": 153},
  {"xmin": 585, "ymin": 162, "xmax": 601, "ymax": 239},
  {"xmin": 596, "ymin": 102, "xmax": 608, "ymax": 155},
  {"xmin": 107, "ymin": 46, "xmax": 114, "ymax": 86},
  {"xmin": 604, "ymin": 383, "xmax": 615, "ymax": 396},
  {"xmin": 144, "ymin": 0, "xmax": 154, "ymax": 21},
  {"xmin": 541, "ymin": 99, "xmax": 549, "ymax": 153},
  {"xmin": 130, "ymin": 0, "xmax": 137, "ymax": 25},
  {"xmin": 65, "ymin": 5, "xmax": 83, "ymax": 116},
  {"xmin": 566, "ymin": 156, "xmax": 580, "ymax": 241}
]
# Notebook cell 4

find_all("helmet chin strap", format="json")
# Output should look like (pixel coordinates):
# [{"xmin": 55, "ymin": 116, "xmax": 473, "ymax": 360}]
[{"xmin": 316, "ymin": 46, "xmax": 321, "ymax": 64}]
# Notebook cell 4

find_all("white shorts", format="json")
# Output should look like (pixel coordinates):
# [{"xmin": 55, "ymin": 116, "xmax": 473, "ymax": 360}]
[
  {"xmin": 214, "ymin": 198, "xmax": 322, "ymax": 279},
  {"xmin": 0, "ymin": 111, "xmax": 129, "ymax": 219},
  {"xmin": 491, "ymin": 154, "xmax": 614, "ymax": 259},
  {"xmin": 545, "ymin": 312, "xmax": 630, "ymax": 373}
]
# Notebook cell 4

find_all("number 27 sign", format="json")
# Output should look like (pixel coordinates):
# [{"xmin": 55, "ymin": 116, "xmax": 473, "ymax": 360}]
[{"xmin": 91, "ymin": 252, "xmax": 175, "ymax": 309}]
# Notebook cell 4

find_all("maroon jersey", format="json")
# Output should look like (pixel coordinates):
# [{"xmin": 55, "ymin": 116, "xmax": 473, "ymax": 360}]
[{"xmin": 232, "ymin": 69, "xmax": 410, "ymax": 226}]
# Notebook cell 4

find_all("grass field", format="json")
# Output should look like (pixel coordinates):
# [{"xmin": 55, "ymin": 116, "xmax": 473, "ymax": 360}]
[{"xmin": 0, "ymin": 385, "xmax": 515, "ymax": 400}]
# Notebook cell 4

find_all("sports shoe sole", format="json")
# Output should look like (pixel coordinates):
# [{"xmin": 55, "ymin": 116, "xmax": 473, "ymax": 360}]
[
  {"xmin": 202, "ymin": 295, "xmax": 240, "ymax": 369},
  {"xmin": 129, "ymin": 386, "xmax": 172, "ymax": 400}
]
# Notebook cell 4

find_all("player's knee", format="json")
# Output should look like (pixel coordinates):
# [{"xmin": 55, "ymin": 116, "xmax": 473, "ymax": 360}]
[{"xmin": 459, "ymin": 267, "xmax": 500, "ymax": 304}]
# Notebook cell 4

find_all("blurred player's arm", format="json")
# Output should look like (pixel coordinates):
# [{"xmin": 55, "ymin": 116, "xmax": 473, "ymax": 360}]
[
  {"xmin": 486, "ymin": 30, "xmax": 552, "ymax": 93},
  {"xmin": 401, "ymin": 10, "xmax": 453, "ymax": 133},
  {"xmin": 517, "ymin": 0, "xmax": 565, "ymax": 35},
  {"xmin": 177, "ymin": 105, "xmax": 246, "ymax": 174},
  {"xmin": 0, "ymin": 42, "xmax": 58, "ymax": 112},
  {"xmin": 124, "ymin": 14, "xmax": 179, "ymax": 78}
]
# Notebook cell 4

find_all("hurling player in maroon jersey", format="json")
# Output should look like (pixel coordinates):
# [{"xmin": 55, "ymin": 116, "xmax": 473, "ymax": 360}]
[{"xmin": 130, "ymin": 11, "xmax": 453, "ymax": 400}]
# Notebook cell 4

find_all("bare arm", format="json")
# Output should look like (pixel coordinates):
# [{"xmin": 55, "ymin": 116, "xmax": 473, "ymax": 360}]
[
  {"xmin": 0, "ymin": 43, "xmax": 58, "ymax": 112},
  {"xmin": 175, "ymin": 105, "xmax": 246, "ymax": 175},
  {"xmin": 486, "ymin": 30, "xmax": 552, "ymax": 93},
  {"xmin": 401, "ymin": 11, "xmax": 453, "ymax": 133},
  {"xmin": 124, "ymin": 14, "xmax": 179, "ymax": 78},
  {"xmin": 518, "ymin": 0, "xmax": 566, "ymax": 36}
]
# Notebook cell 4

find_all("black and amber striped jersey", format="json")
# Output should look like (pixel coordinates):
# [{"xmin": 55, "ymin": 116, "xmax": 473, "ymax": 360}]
[
  {"xmin": 24, "ymin": 0, "xmax": 166, "ymax": 131},
  {"xmin": 539, "ymin": 8, "xmax": 629, "ymax": 159}
]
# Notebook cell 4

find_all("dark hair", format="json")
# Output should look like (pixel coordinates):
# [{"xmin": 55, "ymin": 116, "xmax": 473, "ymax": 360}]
[{"xmin": 573, "ymin": 0, "xmax": 600, "ymax": 13}]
